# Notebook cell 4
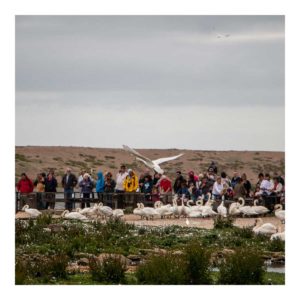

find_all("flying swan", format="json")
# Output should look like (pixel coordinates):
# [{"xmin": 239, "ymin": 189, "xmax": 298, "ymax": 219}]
[{"xmin": 122, "ymin": 145, "xmax": 184, "ymax": 174}]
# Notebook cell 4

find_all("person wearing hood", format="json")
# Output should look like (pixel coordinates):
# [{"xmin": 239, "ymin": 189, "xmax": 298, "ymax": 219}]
[
  {"xmin": 96, "ymin": 171, "xmax": 105, "ymax": 202},
  {"xmin": 123, "ymin": 169, "xmax": 139, "ymax": 192},
  {"xmin": 16, "ymin": 173, "xmax": 34, "ymax": 194},
  {"xmin": 80, "ymin": 173, "xmax": 94, "ymax": 208}
]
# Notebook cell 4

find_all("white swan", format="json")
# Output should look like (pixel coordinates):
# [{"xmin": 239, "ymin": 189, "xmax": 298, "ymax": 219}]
[
  {"xmin": 170, "ymin": 197, "xmax": 182, "ymax": 218},
  {"xmin": 139, "ymin": 203, "xmax": 160, "ymax": 220},
  {"xmin": 270, "ymin": 224, "xmax": 285, "ymax": 241},
  {"xmin": 112, "ymin": 209, "xmax": 125, "ymax": 219},
  {"xmin": 22, "ymin": 205, "xmax": 42, "ymax": 218},
  {"xmin": 274, "ymin": 204, "xmax": 285, "ymax": 224},
  {"xmin": 204, "ymin": 193, "xmax": 212, "ymax": 206},
  {"xmin": 122, "ymin": 145, "xmax": 183, "ymax": 174},
  {"xmin": 217, "ymin": 197, "xmax": 227, "ymax": 217},
  {"xmin": 252, "ymin": 200, "xmax": 269, "ymax": 215},
  {"xmin": 187, "ymin": 210, "xmax": 203, "ymax": 218},
  {"xmin": 238, "ymin": 197, "xmax": 258, "ymax": 217},
  {"xmin": 253, "ymin": 218, "xmax": 277, "ymax": 235},
  {"xmin": 200, "ymin": 198, "xmax": 217, "ymax": 217},
  {"xmin": 76, "ymin": 203, "xmax": 98, "ymax": 217},
  {"xmin": 180, "ymin": 196, "xmax": 191, "ymax": 217},
  {"xmin": 187, "ymin": 200, "xmax": 202, "ymax": 211},
  {"xmin": 154, "ymin": 201, "xmax": 173, "ymax": 218},
  {"xmin": 229, "ymin": 201, "xmax": 241, "ymax": 216},
  {"xmin": 97, "ymin": 202, "xmax": 113, "ymax": 219},
  {"xmin": 61, "ymin": 210, "xmax": 88, "ymax": 221},
  {"xmin": 133, "ymin": 203, "xmax": 144, "ymax": 219}
]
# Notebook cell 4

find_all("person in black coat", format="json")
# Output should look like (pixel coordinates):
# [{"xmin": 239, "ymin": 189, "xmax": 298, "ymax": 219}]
[
  {"xmin": 62, "ymin": 168, "xmax": 78, "ymax": 210},
  {"xmin": 44, "ymin": 173, "xmax": 57, "ymax": 209},
  {"xmin": 173, "ymin": 171, "xmax": 185, "ymax": 193}
]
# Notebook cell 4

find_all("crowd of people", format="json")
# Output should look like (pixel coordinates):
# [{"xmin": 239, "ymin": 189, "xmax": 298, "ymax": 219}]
[{"xmin": 16, "ymin": 161, "xmax": 285, "ymax": 210}]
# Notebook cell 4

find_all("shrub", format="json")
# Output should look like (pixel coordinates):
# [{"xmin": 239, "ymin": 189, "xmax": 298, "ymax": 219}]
[
  {"xmin": 184, "ymin": 242, "xmax": 212, "ymax": 284},
  {"xmin": 267, "ymin": 238, "xmax": 285, "ymax": 252},
  {"xmin": 15, "ymin": 254, "xmax": 69, "ymax": 284},
  {"xmin": 89, "ymin": 255, "xmax": 127, "ymax": 284},
  {"xmin": 218, "ymin": 248, "xmax": 265, "ymax": 284},
  {"xmin": 124, "ymin": 207, "xmax": 133, "ymax": 214},
  {"xmin": 136, "ymin": 253, "xmax": 188, "ymax": 284},
  {"xmin": 15, "ymin": 259, "xmax": 27, "ymax": 284},
  {"xmin": 233, "ymin": 226, "xmax": 254, "ymax": 239},
  {"xmin": 213, "ymin": 215, "xmax": 234, "ymax": 229},
  {"xmin": 36, "ymin": 213, "xmax": 53, "ymax": 226},
  {"xmin": 105, "ymin": 218, "xmax": 134, "ymax": 234}
]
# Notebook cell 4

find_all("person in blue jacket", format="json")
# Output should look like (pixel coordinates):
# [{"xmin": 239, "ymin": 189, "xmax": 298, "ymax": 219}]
[{"xmin": 96, "ymin": 171, "xmax": 105, "ymax": 202}]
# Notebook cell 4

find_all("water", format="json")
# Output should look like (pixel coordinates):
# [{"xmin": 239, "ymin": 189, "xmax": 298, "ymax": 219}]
[{"xmin": 212, "ymin": 265, "xmax": 285, "ymax": 274}]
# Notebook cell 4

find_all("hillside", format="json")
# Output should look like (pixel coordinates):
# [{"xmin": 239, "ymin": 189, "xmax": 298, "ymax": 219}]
[{"xmin": 15, "ymin": 146, "xmax": 285, "ymax": 185}]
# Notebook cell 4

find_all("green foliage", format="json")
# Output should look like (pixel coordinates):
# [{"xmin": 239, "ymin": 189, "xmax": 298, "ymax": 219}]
[
  {"xmin": 267, "ymin": 238, "xmax": 285, "ymax": 252},
  {"xmin": 105, "ymin": 156, "xmax": 116, "ymax": 160},
  {"xmin": 36, "ymin": 213, "xmax": 53, "ymax": 226},
  {"xmin": 15, "ymin": 259, "xmax": 27, "ymax": 284},
  {"xmin": 89, "ymin": 255, "xmax": 127, "ymax": 284},
  {"xmin": 15, "ymin": 254, "xmax": 69, "ymax": 284},
  {"xmin": 136, "ymin": 253, "xmax": 188, "ymax": 284},
  {"xmin": 232, "ymin": 226, "xmax": 254, "ymax": 239},
  {"xmin": 15, "ymin": 153, "xmax": 31, "ymax": 162},
  {"xmin": 53, "ymin": 157, "xmax": 62, "ymax": 161},
  {"xmin": 213, "ymin": 215, "xmax": 234, "ymax": 229},
  {"xmin": 184, "ymin": 242, "xmax": 212, "ymax": 284},
  {"xmin": 123, "ymin": 207, "xmax": 133, "ymax": 214},
  {"xmin": 218, "ymin": 248, "xmax": 265, "ymax": 284}
]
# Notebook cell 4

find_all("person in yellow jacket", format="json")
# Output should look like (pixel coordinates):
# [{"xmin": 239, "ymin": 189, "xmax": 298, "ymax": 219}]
[{"xmin": 123, "ymin": 169, "xmax": 139, "ymax": 192}]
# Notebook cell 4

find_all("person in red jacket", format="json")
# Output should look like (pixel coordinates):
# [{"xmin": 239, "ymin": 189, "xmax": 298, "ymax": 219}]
[{"xmin": 16, "ymin": 173, "xmax": 34, "ymax": 193}]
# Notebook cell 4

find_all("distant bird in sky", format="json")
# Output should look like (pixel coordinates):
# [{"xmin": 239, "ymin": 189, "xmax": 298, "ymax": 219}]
[{"xmin": 122, "ymin": 145, "xmax": 184, "ymax": 174}]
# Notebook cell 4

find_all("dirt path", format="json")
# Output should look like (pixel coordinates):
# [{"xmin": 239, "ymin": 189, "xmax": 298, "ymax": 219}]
[
  {"xmin": 123, "ymin": 215, "xmax": 283, "ymax": 230},
  {"xmin": 15, "ymin": 211, "xmax": 283, "ymax": 231}
]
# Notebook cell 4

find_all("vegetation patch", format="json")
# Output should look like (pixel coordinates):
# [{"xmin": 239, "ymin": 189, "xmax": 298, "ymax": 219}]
[
  {"xmin": 218, "ymin": 248, "xmax": 265, "ymax": 284},
  {"xmin": 15, "ymin": 153, "xmax": 31, "ymax": 162}
]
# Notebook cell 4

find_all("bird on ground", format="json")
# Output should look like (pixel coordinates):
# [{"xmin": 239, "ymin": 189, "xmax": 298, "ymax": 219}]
[
  {"xmin": 253, "ymin": 218, "xmax": 277, "ymax": 235},
  {"xmin": 238, "ymin": 197, "xmax": 259, "ymax": 217},
  {"xmin": 97, "ymin": 203, "xmax": 113, "ymax": 219},
  {"xmin": 252, "ymin": 200, "xmax": 269, "ymax": 215},
  {"xmin": 270, "ymin": 224, "xmax": 285, "ymax": 241},
  {"xmin": 274, "ymin": 204, "xmax": 285, "ymax": 224},
  {"xmin": 112, "ymin": 209, "xmax": 124, "ymax": 219},
  {"xmin": 217, "ymin": 196, "xmax": 227, "ymax": 217},
  {"xmin": 122, "ymin": 145, "xmax": 184, "ymax": 174},
  {"xmin": 22, "ymin": 205, "xmax": 42, "ymax": 218},
  {"xmin": 61, "ymin": 210, "xmax": 88, "ymax": 221}
]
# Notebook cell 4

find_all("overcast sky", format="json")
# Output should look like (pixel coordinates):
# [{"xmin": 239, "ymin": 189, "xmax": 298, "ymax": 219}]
[{"xmin": 15, "ymin": 15, "xmax": 284, "ymax": 151}]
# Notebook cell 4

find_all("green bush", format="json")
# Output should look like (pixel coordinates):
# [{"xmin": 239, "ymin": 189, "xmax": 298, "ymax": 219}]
[
  {"xmin": 185, "ymin": 242, "xmax": 212, "ymax": 284},
  {"xmin": 89, "ymin": 255, "xmax": 127, "ymax": 284},
  {"xmin": 36, "ymin": 213, "xmax": 53, "ymax": 226},
  {"xmin": 233, "ymin": 226, "xmax": 254, "ymax": 239},
  {"xmin": 15, "ymin": 259, "xmax": 27, "ymax": 284},
  {"xmin": 15, "ymin": 254, "xmax": 69, "ymax": 284},
  {"xmin": 136, "ymin": 253, "xmax": 188, "ymax": 284},
  {"xmin": 218, "ymin": 248, "xmax": 265, "ymax": 284},
  {"xmin": 213, "ymin": 215, "xmax": 234, "ymax": 229},
  {"xmin": 267, "ymin": 238, "xmax": 285, "ymax": 252}
]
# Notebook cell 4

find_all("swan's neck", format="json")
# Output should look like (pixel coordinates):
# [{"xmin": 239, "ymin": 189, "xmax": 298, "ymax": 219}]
[{"xmin": 239, "ymin": 197, "xmax": 245, "ymax": 207}]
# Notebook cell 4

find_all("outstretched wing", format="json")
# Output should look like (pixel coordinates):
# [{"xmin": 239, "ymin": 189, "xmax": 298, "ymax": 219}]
[
  {"xmin": 136, "ymin": 157, "xmax": 155, "ymax": 168},
  {"xmin": 152, "ymin": 153, "xmax": 184, "ymax": 166},
  {"xmin": 122, "ymin": 145, "xmax": 154, "ymax": 165}
]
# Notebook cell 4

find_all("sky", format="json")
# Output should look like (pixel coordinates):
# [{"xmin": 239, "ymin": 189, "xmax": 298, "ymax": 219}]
[{"xmin": 15, "ymin": 15, "xmax": 285, "ymax": 151}]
